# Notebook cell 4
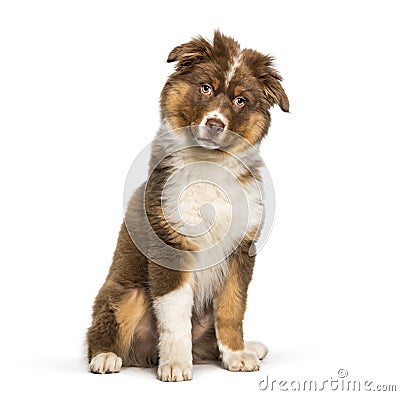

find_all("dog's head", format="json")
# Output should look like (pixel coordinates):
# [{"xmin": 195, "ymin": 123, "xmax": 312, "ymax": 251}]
[{"xmin": 160, "ymin": 31, "xmax": 289, "ymax": 150}]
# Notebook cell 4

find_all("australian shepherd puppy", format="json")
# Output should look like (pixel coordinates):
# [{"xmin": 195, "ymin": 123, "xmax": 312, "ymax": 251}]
[{"xmin": 87, "ymin": 31, "xmax": 289, "ymax": 381}]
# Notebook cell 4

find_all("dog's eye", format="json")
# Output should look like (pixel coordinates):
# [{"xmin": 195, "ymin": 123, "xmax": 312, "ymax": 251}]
[
  {"xmin": 233, "ymin": 97, "xmax": 245, "ymax": 107},
  {"xmin": 201, "ymin": 84, "xmax": 213, "ymax": 96}
]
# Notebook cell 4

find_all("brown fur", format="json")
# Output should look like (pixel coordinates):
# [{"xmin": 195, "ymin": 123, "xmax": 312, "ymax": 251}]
[
  {"xmin": 214, "ymin": 240, "xmax": 255, "ymax": 351},
  {"xmin": 161, "ymin": 31, "xmax": 288, "ymax": 151},
  {"xmin": 115, "ymin": 288, "xmax": 148, "ymax": 359},
  {"xmin": 87, "ymin": 31, "xmax": 288, "ymax": 377}
]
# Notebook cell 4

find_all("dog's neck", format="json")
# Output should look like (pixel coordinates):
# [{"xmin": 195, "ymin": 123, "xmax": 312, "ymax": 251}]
[{"xmin": 148, "ymin": 118, "xmax": 262, "ymax": 178}]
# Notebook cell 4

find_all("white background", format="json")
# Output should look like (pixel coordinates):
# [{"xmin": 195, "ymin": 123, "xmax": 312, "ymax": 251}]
[{"xmin": 1, "ymin": 0, "xmax": 399, "ymax": 394}]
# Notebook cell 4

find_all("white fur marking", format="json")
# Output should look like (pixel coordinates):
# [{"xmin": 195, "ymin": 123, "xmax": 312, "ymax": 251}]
[
  {"xmin": 245, "ymin": 341, "xmax": 269, "ymax": 360},
  {"xmin": 218, "ymin": 343, "xmax": 261, "ymax": 372},
  {"xmin": 153, "ymin": 283, "xmax": 194, "ymax": 381},
  {"xmin": 89, "ymin": 352, "xmax": 122, "ymax": 374},
  {"xmin": 225, "ymin": 52, "xmax": 243, "ymax": 88},
  {"xmin": 193, "ymin": 260, "xmax": 229, "ymax": 313}
]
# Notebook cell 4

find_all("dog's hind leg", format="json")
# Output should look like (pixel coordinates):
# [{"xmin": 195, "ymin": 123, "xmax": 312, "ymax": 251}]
[
  {"xmin": 87, "ymin": 284, "xmax": 156, "ymax": 373},
  {"xmin": 87, "ymin": 223, "xmax": 156, "ymax": 373},
  {"xmin": 87, "ymin": 280, "xmax": 123, "ymax": 373}
]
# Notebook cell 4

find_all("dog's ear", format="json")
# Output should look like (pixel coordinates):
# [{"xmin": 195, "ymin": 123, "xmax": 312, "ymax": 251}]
[
  {"xmin": 167, "ymin": 36, "xmax": 212, "ymax": 71},
  {"xmin": 263, "ymin": 68, "xmax": 290, "ymax": 112},
  {"xmin": 249, "ymin": 52, "xmax": 289, "ymax": 112}
]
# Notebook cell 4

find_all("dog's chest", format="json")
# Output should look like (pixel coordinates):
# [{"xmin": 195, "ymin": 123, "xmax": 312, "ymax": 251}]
[
  {"xmin": 160, "ymin": 153, "xmax": 263, "ymax": 308},
  {"xmin": 192, "ymin": 260, "xmax": 229, "ymax": 311},
  {"xmin": 162, "ymin": 158, "xmax": 263, "ymax": 259},
  {"xmin": 173, "ymin": 179, "xmax": 233, "ymax": 247}
]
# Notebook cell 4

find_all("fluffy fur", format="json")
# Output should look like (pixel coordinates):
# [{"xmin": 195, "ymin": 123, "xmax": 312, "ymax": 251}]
[{"xmin": 87, "ymin": 31, "xmax": 289, "ymax": 381}]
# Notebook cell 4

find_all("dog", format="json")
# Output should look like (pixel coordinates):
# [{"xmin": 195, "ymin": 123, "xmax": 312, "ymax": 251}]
[{"xmin": 87, "ymin": 31, "xmax": 289, "ymax": 381}]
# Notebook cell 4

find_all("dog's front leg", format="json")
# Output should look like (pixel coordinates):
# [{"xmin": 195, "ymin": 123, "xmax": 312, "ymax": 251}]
[
  {"xmin": 214, "ymin": 251, "xmax": 268, "ymax": 371},
  {"xmin": 153, "ymin": 281, "xmax": 194, "ymax": 381}
]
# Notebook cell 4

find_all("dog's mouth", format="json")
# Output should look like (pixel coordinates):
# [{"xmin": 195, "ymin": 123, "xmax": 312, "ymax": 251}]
[
  {"xmin": 189, "ymin": 125, "xmax": 226, "ymax": 150},
  {"xmin": 194, "ymin": 137, "xmax": 220, "ymax": 149}
]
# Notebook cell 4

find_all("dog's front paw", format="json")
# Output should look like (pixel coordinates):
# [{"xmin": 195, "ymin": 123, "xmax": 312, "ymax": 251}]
[
  {"xmin": 157, "ymin": 362, "xmax": 193, "ymax": 382},
  {"xmin": 221, "ymin": 350, "xmax": 261, "ymax": 372},
  {"xmin": 245, "ymin": 341, "xmax": 269, "ymax": 360},
  {"xmin": 89, "ymin": 352, "xmax": 122, "ymax": 374}
]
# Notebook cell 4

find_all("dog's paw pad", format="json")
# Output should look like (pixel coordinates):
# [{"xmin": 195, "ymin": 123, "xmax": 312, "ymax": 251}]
[
  {"xmin": 222, "ymin": 350, "xmax": 261, "ymax": 372},
  {"xmin": 157, "ymin": 362, "xmax": 193, "ymax": 382},
  {"xmin": 245, "ymin": 341, "xmax": 269, "ymax": 360},
  {"xmin": 89, "ymin": 352, "xmax": 122, "ymax": 374}
]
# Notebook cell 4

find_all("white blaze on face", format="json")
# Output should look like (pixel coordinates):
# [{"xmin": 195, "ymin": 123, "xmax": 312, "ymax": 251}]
[{"xmin": 225, "ymin": 51, "xmax": 243, "ymax": 89}]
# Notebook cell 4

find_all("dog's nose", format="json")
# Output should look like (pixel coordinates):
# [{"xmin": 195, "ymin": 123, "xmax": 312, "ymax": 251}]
[{"xmin": 205, "ymin": 118, "xmax": 225, "ymax": 135}]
